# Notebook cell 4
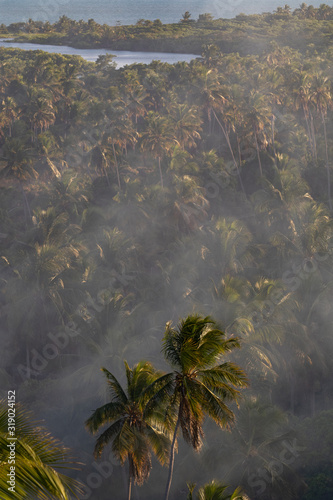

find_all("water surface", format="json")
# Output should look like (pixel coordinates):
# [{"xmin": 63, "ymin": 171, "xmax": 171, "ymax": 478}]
[{"xmin": 0, "ymin": 40, "xmax": 199, "ymax": 67}]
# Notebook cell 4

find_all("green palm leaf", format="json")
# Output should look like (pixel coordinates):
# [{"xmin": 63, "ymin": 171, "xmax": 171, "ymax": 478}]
[{"xmin": 0, "ymin": 401, "xmax": 82, "ymax": 500}]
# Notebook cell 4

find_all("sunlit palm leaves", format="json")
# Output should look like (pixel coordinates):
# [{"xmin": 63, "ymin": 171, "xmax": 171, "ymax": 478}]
[
  {"xmin": 0, "ymin": 400, "xmax": 82, "ymax": 499},
  {"xmin": 152, "ymin": 315, "xmax": 248, "ymax": 500},
  {"xmin": 85, "ymin": 361, "xmax": 170, "ymax": 499},
  {"xmin": 195, "ymin": 480, "xmax": 248, "ymax": 500}
]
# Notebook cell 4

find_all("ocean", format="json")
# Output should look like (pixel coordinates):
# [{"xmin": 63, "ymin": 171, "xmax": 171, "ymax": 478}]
[{"xmin": 0, "ymin": 0, "xmax": 327, "ymax": 26}]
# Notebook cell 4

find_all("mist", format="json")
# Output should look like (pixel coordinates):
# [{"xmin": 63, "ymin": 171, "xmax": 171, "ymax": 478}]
[{"xmin": 1, "ymin": 4, "xmax": 333, "ymax": 500}]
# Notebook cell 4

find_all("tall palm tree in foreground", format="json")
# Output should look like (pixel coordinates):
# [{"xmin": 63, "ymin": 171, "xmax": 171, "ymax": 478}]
[
  {"xmin": 148, "ymin": 315, "xmax": 248, "ymax": 500},
  {"xmin": 0, "ymin": 400, "xmax": 82, "ymax": 499},
  {"xmin": 189, "ymin": 480, "xmax": 248, "ymax": 500},
  {"xmin": 85, "ymin": 361, "xmax": 170, "ymax": 500}
]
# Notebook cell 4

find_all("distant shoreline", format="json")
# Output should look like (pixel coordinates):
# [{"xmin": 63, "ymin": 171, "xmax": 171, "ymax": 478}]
[{"xmin": 1, "ymin": 9, "xmax": 332, "ymax": 57}]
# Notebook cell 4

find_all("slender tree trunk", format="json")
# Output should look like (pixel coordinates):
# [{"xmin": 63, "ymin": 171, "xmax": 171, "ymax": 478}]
[
  {"xmin": 164, "ymin": 414, "xmax": 180, "ymax": 500},
  {"xmin": 103, "ymin": 163, "xmax": 112, "ymax": 190},
  {"xmin": 112, "ymin": 140, "xmax": 121, "ymax": 189},
  {"xmin": 127, "ymin": 476, "xmax": 132, "ymax": 500},
  {"xmin": 310, "ymin": 111, "xmax": 317, "ymax": 162},
  {"xmin": 158, "ymin": 156, "xmax": 164, "ymax": 188},
  {"xmin": 207, "ymin": 107, "xmax": 213, "ymax": 135},
  {"xmin": 121, "ymin": 467, "xmax": 128, "ymax": 499},
  {"xmin": 290, "ymin": 372, "xmax": 295, "ymax": 415},
  {"xmin": 271, "ymin": 114, "xmax": 276, "ymax": 158},
  {"xmin": 212, "ymin": 109, "xmax": 246, "ymax": 195},
  {"xmin": 254, "ymin": 131, "xmax": 263, "ymax": 177},
  {"xmin": 19, "ymin": 182, "xmax": 31, "ymax": 221},
  {"xmin": 237, "ymin": 134, "xmax": 242, "ymax": 166},
  {"xmin": 321, "ymin": 111, "xmax": 332, "ymax": 211},
  {"xmin": 302, "ymin": 105, "xmax": 315, "ymax": 159}
]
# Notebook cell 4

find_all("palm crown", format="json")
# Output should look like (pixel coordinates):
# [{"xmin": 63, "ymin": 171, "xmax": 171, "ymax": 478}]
[
  {"xmin": 85, "ymin": 361, "xmax": 170, "ymax": 498},
  {"xmin": 0, "ymin": 401, "xmax": 82, "ymax": 500},
  {"xmin": 161, "ymin": 315, "xmax": 248, "ymax": 447},
  {"xmin": 151, "ymin": 315, "xmax": 248, "ymax": 500}
]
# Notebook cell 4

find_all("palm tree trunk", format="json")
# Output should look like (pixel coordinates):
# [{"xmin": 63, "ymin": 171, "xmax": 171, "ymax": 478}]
[
  {"xmin": 19, "ymin": 182, "xmax": 31, "ymax": 222},
  {"xmin": 302, "ymin": 105, "xmax": 315, "ymax": 159},
  {"xmin": 164, "ymin": 414, "xmax": 180, "ymax": 500},
  {"xmin": 158, "ymin": 156, "xmax": 164, "ymax": 188},
  {"xmin": 127, "ymin": 476, "xmax": 132, "ymax": 500},
  {"xmin": 271, "ymin": 114, "xmax": 276, "ymax": 158},
  {"xmin": 212, "ymin": 109, "xmax": 246, "ymax": 195},
  {"xmin": 127, "ymin": 455, "xmax": 133, "ymax": 500},
  {"xmin": 321, "ymin": 111, "xmax": 332, "ymax": 211},
  {"xmin": 112, "ymin": 140, "xmax": 121, "ymax": 189},
  {"xmin": 254, "ymin": 131, "xmax": 263, "ymax": 177},
  {"xmin": 310, "ymin": 112, "xmax": 317, "ymax": 162},
  {"xmin": 290, "ymin": 372, "xmax": 295, "ymax": 414}
]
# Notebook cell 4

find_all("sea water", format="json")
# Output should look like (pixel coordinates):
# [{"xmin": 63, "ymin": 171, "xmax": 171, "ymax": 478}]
[{"xmin": 0, "ymin": 0, "xmax": 325, "ymax": 26}]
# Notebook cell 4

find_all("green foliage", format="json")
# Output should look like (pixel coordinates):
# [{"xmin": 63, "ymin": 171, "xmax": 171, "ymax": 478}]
[
  {"xmin": 0, "ymin": 400, "xmax": 82, "ymax": 499},
  {"xmin": 1, "ymin": 7, "xmax": 333, "ymax": 499},
  {"xmin": 85, "ymin": 361, "xmax": 170, "ymax": 491}
]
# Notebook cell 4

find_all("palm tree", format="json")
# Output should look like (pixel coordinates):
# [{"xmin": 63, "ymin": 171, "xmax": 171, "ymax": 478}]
[
  {"xmin": 0, "ymin": 400, "xmax": 82, "ymax": 499},
  {"xmin": 85, "ymin": 361, "xmax": 170, "ymax": 500},
  {"xmin": 147, "ymin": 315, "xmax": 248, "ymax": 500},
  {"xmin": 290, "ymin": 73, "xmax": 316, "ymax": 159},
  {"xmin": 141, "ymin": 111, "xmax": 177, "ymax": 188},
  {"xmin": 191, "ymin": 68, "xmax": 226, "ymax": 135},
  {"xmin": 0, "ymin": 97, "xmax": 19, "ymax": 137},
  {"xmin": 310, "ymin": 74, "xmax": 332, "ymax": 210},
  {"xmin": 168, "ymin": 103, "xmax": 202, "ymax": 150},
  {"xmin": 2, "ymin": 207, "xmax": 84, "ymax": 375},
  {"xmin": 104, "ymin": 104, "xmax": 138, "ymax": 189},
  {"xmin": 25, "ymin": 88, "xmax": 56, "ymax": 141},
  {"xmin": 194, "ymin": 480, "xmax": 248, "ymax": 500},
  {"xmin": 0, "ymin": 137, "xmax": 37, "ymax": 221},
  {"xmin": 123, "ymin": 86, "xmax": 149, "ymax": 125},
  {"xmin": 181, "ymin": 11, "xmax": 192, "ymax": 23},
  {"xmin": 243, "ymin": 91, "xmax": 271, "ymax": 177}
]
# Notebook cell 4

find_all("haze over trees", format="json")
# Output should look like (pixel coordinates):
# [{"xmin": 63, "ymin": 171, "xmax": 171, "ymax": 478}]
[{"xmin": 1, "ymin": 5, "xmax": 333, "ymax": 499}]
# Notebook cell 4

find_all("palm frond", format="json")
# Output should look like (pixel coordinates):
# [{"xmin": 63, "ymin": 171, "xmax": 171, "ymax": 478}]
[
  {"xmin": 100, "ymin": 367, "xmax": 128, "ymax": 404},
  {"xmin": 85, "ymin": 401, "xmax": 125, "ymax": 434},
  {"xmin": 94, "ymin": 418, "xmax": 125, "ymax": 459}
]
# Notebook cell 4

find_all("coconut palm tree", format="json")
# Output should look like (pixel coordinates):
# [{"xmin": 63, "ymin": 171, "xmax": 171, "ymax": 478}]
[
  {"xmin": 0, "ymin": 97, "xmax": 19, "ymax": 137},
  {"xmin": 168, "ymin": 103, "xmax": 202, "ymax": 150},
  {"xmin": 146, "ymin": 315, "xmax": 248, "ymax": 500},
  {"xmin": 193, "ymin": 480, "xmax": 248, "ymax": 500},
  {"xmin": 0, "ymin": 137, "xmax": 37, "ymax": 221},
  {"xmin": 104, "ymin": 104, "xmax": 138, "ymax": 189},
  {"xmin": 25, "ymin": 88, "xmax": 56, "ymax": 141},
  {"xmin": 2, "ymin": 207, "xmax": 84, "ymax": 377},
  {"xmin": 243, "ymin": 91, "xmax": 271, "ymax": 177},
  {"xmin": 0, "ymin": 400, "xmax": 82, "ymax": 500},
  {"xmin": 310, "ymin": 74, "xmax": 332, "ymax": 210},
  {"xmin": 85, "ymin": 361, "xmax": 170, "ymax": 500},
  {"xmin": 141, "ymin": 111, "xmax": 177, "ymax": 188},
  {"xmin": 290, "ymin": 73, "xmax": 316, "ymax": 160}
]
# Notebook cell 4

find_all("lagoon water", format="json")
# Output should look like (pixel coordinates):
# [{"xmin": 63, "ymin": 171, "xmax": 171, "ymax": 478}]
[
  {"xmin": 0, "ymin": 39, "xmax": 200, "ymax": 67},
  {"xmin": 0, "ymin": 0, "xmax": 326, "ymax": 26}
]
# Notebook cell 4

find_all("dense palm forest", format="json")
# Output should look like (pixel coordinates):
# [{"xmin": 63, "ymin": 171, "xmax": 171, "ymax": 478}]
[{"xmin": 1, "ymin": 4, "xmax": 333, "ymax": 499}]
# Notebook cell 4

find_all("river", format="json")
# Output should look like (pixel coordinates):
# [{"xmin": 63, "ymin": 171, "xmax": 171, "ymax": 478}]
[{"xmin": 0, "ymin": 40, "xmax": 199, "ymax": 67}]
